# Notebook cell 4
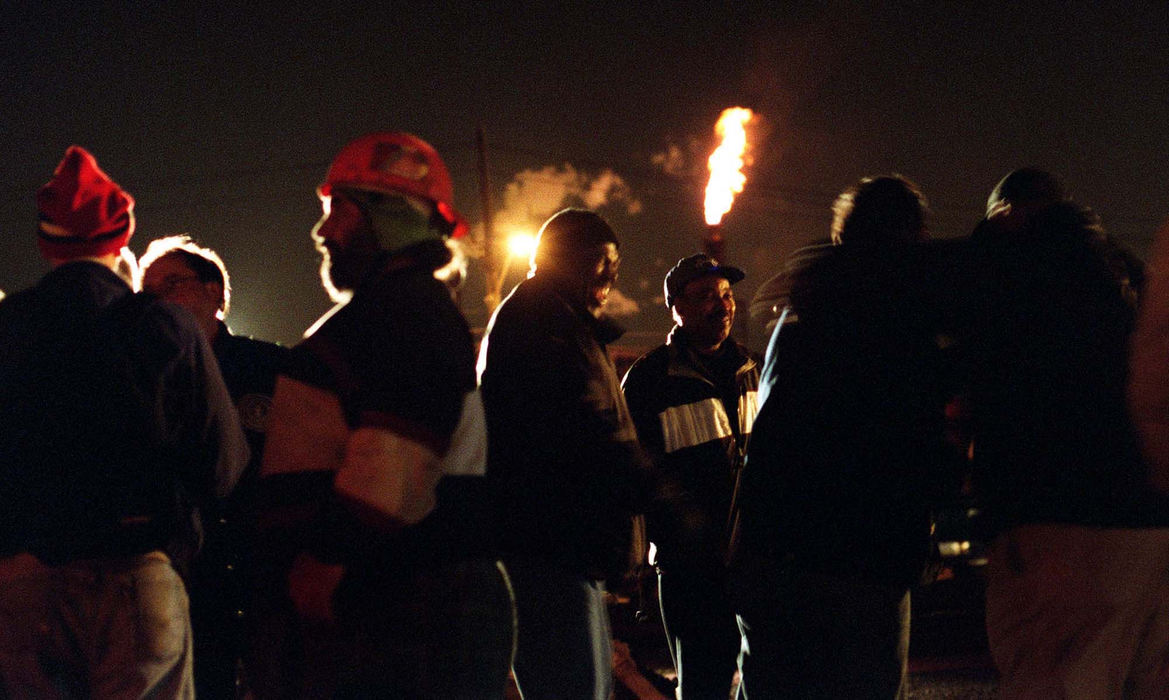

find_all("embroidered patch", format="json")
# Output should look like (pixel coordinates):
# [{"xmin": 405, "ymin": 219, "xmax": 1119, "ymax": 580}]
[{"xmin": 237, "ymin": 393, "xmax": 273, "ymax": 433}]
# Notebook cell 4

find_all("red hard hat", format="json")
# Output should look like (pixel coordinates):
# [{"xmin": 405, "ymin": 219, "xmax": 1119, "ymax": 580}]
[{"xmin": 318, "ymin": 132, "xmax": 467, "ymax": 238}]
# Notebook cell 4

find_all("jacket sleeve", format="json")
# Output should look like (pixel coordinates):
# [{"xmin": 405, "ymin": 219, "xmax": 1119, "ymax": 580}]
[
  {"xmin": 187, "ymin": 324, "xmax": 250, "ymax": 500},
  {"xmin": 621, "ymin": 359, "xmax": 667, "ymax": 467}
]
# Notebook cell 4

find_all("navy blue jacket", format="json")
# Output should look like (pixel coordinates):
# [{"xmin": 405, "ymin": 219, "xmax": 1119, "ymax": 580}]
[
  {"xmin": 0, "ymin": 261, "xmax": 247, "ymax": 563},
  {"xmin": 736, "ymin": 243, "xmax": 958, "ymax": 588}
]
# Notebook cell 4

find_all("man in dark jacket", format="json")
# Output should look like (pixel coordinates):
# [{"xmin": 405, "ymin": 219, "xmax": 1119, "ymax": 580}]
[
  {"xmin": 478, "ymin": 208, "xmax": 648, "ymax": 700},
  {"xmin": 733, "ymin": 176, "xmax": 959, "ymax": 699},
  {"xmin": 256, "ymin": 132, "xmax": 514, "ymax": 698},
  {"xmin": 0, "ymin": 146, "xmax": 248, "ymax": 698},
  {"xmin": 622, "ymin": 253, "xmax": 759, "ymax": 699},
  {"xmin": 140, "ymin": 234, "xmax": 289, "ymax": 699},
  {"xmin": 966, "ymin": 169, "xmax": 1169, "ymax": 698}
]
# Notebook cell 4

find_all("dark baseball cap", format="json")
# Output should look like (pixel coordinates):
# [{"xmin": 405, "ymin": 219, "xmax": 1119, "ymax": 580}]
[{"xmin": 664, "ymin": 253, "xmax": 745, "ymax": 308}]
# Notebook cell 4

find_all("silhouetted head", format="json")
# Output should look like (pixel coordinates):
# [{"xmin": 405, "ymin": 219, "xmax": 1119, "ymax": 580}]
[
  {"xmin": 831, "ymin": 175, "xmax": 928, "ymax": 246},
  {"xmin": 978, "ymin": 168, "xmax": 1070, "ymax": 236},
  {"xmin": 530, "ymin": 208, "xmax": 621, "ymax": 316},
  {"xmin": 986, "ymin": 168, "xmax": 1067, "ymax": 218},
  {"xmin": 140, "ymin": 235, "xmax": 230, "ymax": 341}
]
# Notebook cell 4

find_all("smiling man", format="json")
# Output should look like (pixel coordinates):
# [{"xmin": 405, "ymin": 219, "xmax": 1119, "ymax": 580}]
[
  {"xmin": 478, "ymin": 208, "xmax": 649, "ymax": 700},
  {"xmin": 621, "ymin": 253, "xmax": 759, "ymax": 699}
]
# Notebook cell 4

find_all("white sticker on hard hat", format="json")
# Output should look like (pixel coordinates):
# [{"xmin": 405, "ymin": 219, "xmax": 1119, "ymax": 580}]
[{"xmin": 373, "ymin": 143, "xmax": 429, "ymax": 181}]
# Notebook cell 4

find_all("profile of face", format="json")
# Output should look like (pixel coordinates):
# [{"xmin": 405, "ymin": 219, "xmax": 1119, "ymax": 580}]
[
  {"xmin": 311, "ymin": 192, "xmax": 381, "ymax": 302},
  {"xmin": 583, "ymin": 242, "xmax": 620, "ymax": 316},
  {"xmin": 141, "ymin": 253, "xmax": 223, "ymax": 329},
  {"xmin": 674, "ymin": 275, "xmax": 735, "ymax": 351}
]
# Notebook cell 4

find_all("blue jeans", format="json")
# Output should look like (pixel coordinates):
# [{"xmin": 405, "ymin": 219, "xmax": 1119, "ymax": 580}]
[
  {"xmin": 658, "ymin": 566, "xmax": 740, "ymax": 699},
  {"xmin": 506, "ymin": 557, "xmax": 613, "ymax": 700},
  {"xmin": 0, "ymin": 551, "xmax": 193, "ymax": 699}
]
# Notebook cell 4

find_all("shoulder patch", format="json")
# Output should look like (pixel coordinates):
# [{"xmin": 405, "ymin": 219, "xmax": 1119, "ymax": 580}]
[{"xmin": 237, "ymin": 393, "xmax": 273, "ymax": 433}]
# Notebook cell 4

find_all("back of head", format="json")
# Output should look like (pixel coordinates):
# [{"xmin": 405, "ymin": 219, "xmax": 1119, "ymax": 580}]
[
  {"xmin": 530, "ymin": 208, "xmax": 618, "ymax": 276},
  {"xmin": 831, "ymin": 175, "xmax": 927, "ymax": 246},
  {"xmin": 36, "ymin": 146, "xmax": 135, "ymax": 263},
  {"xmin": 986, "ymin": 168, "xmax": 1067, "ymax": 217}
]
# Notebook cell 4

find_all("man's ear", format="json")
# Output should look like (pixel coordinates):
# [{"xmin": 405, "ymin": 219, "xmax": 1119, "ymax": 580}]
[{"xmin": 207, "ymin": 281, "xmax": 226, "ymax": 314}]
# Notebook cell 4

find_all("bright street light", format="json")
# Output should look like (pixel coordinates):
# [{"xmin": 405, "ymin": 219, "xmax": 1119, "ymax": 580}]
[{"xmin": 507, "ymin": 232, "xmax": 536, "ymax": 259}]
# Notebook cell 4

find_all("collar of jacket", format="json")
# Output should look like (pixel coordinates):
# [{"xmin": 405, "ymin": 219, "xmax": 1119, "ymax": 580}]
[
  {"xmin": 211, "ymin": 319, "xmax": 231, "ymax": 351},
  {"xmin": 664, "ymin": 325, "xmax": 755, "ymax": 385},
  {"xmin": 39, "ymin": 259, "xmax": 131, "ymax": 310}
]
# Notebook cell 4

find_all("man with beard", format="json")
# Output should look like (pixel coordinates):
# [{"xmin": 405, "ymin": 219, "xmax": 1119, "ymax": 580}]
[
  {"xmin": 255, "ymin": 132, "xmax": 514, "ymax": 698},
  {"xmin": 478, "ymin": 208, "xmax": 649, "ymax": 700},
  {"xmin": 620, "ymin": 253, "xmax": 759, "ymax": 699}
]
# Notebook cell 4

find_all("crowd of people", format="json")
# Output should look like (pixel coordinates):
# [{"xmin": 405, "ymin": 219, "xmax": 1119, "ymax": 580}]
[{"xmin": 0, "ymin": 137, "xmax": 1167, "ymax": 700}]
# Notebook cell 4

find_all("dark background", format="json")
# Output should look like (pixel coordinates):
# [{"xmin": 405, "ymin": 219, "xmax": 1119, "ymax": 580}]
[{"xmin": 4, "ymin": 1, "xmax": 1167, "ymax": 350}]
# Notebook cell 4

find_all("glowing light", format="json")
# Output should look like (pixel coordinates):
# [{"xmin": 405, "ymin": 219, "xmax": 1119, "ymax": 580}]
[
  {"xmin": 507, "ymin": 232, "xmax": 537, "ymax": 259},
  {"xmin": 937, "ymin": 540, "xmax": 972, "ymax": 557},
  {"xmin": 704, "ymin": 107, "xmax": 754, "ymax": 226}
]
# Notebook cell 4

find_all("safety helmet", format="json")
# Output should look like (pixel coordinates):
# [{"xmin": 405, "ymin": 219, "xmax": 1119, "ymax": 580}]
[{"xmin": 318, "ymin": 132, "xmax": 467, "ymax": 238}]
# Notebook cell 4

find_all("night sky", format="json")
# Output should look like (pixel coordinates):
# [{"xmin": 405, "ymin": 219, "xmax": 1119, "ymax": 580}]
[{"xmin": 4, "ymin": 1, "xmax": 1168, "ymax": 349}]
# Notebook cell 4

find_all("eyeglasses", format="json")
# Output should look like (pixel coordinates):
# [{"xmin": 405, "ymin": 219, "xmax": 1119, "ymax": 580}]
[{"xmin": 144, "ymin": 274, "xmax": 202, "ymax": 296}]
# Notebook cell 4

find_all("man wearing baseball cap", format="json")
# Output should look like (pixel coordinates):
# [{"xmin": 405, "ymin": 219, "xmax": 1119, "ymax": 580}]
[
  {"xmin": 0, "ymin": 146, "xmax": 247, "ymax": 697},
  {"xmin": 621, "ymin": 253, "xmax": 760, "ymax": 699}
]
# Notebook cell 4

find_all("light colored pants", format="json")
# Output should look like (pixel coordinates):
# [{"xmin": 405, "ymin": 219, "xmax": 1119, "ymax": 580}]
[
  {"xmin": 506, "ymin": 557, "xmax": 613, "ymax": 700},
  {"xmin": 986, "ymin": 524, "xmax": 1169, "ymax": 700},
  {"xmin": 0, "ymin": 551, "xmax": 193, "ymax": 699}
]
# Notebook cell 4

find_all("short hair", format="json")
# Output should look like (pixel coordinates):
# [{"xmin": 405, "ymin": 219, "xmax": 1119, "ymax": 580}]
[
  {"xmin": 139, "ymin": 234, "xmax": 231, "ymax": 316},
  {"xmin": 530, "ymin": 208, "xmax": 619, "ymax": 275},
  {"xmin": 986, "ymin": 168, "xmax": 1067, "ymax": 216},
  {"xmin": 831, "ymin": 175, "xmax": 928, "ymax": 246}
]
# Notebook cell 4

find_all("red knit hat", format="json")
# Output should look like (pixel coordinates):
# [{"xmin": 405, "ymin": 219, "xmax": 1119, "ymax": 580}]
[{"xmin": 36, "ymin": 146, "xmax": 135, "ymax": 260}]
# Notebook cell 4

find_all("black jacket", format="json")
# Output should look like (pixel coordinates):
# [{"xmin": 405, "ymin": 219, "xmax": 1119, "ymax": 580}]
[
  {"xmin": 962, "ymin": 203, "xmax": 1169, "ymax": 532},
  {"xmin": 479, "ymin": 274, "xmax": 649, "ymax": 581},
  {"xmin": 274, "ymin": 253, "xmax": 488, "ymax": 572},
  {"xmin": 735, "ymin": 243, "xmax": 959, "ymax": 588},
  {"xmin": 0, "ymin": 261, "xmax": 247, "ymax": 563},
  {"xmin": 622, "ymin": 328, "xmax": 760, "ymax": 571},
  {"xmin": 212, "ymin": 321, "xmax": 288, "ymax": 474}
]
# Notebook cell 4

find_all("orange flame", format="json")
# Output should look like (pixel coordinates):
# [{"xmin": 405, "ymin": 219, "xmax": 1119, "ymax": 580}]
[{"xmin": 704, "ymin": 107, "xmax": 754, "ymax": 226}]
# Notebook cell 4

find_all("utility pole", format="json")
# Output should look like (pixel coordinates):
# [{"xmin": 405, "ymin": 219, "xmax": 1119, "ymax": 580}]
[{"xmin": 476, "ymin": 126, "xmax": 501, "ymax": 315}]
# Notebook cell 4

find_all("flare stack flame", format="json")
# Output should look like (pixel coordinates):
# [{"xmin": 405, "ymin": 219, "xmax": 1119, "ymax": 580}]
[{"xmin": 703, "ymin": 107, "xmax": 754, "ymax": 226}]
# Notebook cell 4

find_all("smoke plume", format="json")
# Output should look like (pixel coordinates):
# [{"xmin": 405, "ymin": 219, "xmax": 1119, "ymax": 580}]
[{"xmin": 495, "ymin": 164, "xmax": 642, "ymax": 234}]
